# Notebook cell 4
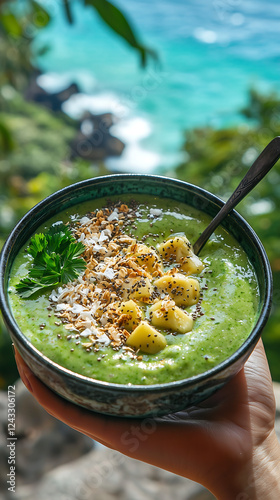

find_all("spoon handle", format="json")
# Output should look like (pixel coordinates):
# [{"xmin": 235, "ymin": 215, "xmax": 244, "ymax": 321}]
[{"xmin": 193, "ymin": 136, "xmax": 280, "ymax": 255}]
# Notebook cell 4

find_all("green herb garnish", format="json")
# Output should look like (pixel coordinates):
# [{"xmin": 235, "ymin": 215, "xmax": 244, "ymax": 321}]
[{"xmin": 16, "ymin": 223, "xmax": 86, "ymax": 298}]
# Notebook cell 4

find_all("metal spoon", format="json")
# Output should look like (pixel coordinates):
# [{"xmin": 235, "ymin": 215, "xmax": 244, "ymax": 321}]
[{"xmin": 193, "ymin": 136, "xmax": 280, "ymax": 255}]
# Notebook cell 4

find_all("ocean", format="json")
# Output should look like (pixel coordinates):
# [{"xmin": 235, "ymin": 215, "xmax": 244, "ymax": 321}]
[{"xmin": 36, "ymin": 0, "xmax": 280, "ymax": 172}]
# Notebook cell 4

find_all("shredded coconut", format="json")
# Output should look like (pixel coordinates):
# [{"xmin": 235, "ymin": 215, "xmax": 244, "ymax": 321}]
[
  {"xmin": 150, "ymin": 208, "xmax": 162, "ymax": 217},
  {"xmin": 80, "ymin": 328, "xmax": 93, "ymax": 338},
  {"xmin": 71, "ymin": 304, "xmax": 84, "ymax": 314},
  {"xmin": 103, "ymin": 267, "xmax": 115, "ymax": 279},
  {"xmin": 107, "ymin": 209, "xmax": 119, "ymax": 221},
  {"xmin": 56, "ymin": 303, "xmax": 69, "ymax": 311},
  {"xmin": 79, "ymin": 216, "xmax": 91, "ymax": 225},
  {"xmin": 48, "ymin": 201, "xmax": 203, "ymax": 353}
]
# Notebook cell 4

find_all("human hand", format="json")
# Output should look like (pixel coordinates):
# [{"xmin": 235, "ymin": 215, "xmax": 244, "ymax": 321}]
[{"xmin": 15, "ymin": 340, "xmax": 280, "ymax": 499}]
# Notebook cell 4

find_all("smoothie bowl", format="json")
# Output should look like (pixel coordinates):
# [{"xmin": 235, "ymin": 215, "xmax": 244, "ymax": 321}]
[{"xmin": 0, "ymin": 174, "xmax": 272, "ymax": 417}]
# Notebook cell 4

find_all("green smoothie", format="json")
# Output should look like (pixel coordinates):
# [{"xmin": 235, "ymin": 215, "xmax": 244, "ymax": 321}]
[{"xmin": 8, "ymin": 195, "xmax": 259, "ymax": 385}]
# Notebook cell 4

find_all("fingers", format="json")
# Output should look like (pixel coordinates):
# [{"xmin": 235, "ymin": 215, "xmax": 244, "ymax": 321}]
[
  {"xmin": 14, "ymin": 349, "xmax": 109, "ymax": 431},
  {"xmin": 14, "ymin": 349, "xmax": 204, "ymax": 461},
  {"xmin": 14, "ymin": 350, "xmax": 187, "ymax": 470},
  {"xmin": 14, "ymin": 348, "xmax": 147, "ymax": 443}
]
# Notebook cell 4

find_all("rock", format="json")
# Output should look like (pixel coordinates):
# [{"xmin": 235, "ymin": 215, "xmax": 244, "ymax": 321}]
[
  {"xmin": 24, "ymin": 75, "xmax": 125, "ymax": 161},
  {"xmin": 25, "ymin": 78, "xmax": 80, "ymax": 112},
  {"xmin": 11, "ymin": 447, "xmax": 210, "ymax": 500},
  {"xmin": 71, "ymin": 112, "xmax": 125, "ymax": 161},
  {"xmin": 81, "ymin": 111, "xmax": 115, "ymax": 131}
]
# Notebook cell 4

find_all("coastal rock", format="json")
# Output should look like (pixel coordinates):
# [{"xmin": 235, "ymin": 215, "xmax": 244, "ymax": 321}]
[
  {"xmin": 24, "ymin": 78, "xmax": 80, "ymax": 112},
  {"xmin": 71, "ymin": 111, "xmax": 125, "ymax": 161},
  {"xmin": 24, "ymin": 77, "xmax": 125, "ymax": 161},
  {"xmin": 81, "ymin": 111, "xmax": 115, "ymax": 130}
]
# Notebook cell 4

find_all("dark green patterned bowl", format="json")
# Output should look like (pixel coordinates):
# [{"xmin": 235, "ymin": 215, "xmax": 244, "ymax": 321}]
[{"xmin": 0, "ymin": 174, "xmax": 272, "ymax": 417}]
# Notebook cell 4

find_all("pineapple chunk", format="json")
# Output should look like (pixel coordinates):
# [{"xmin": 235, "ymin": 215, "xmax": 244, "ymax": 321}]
[
  {"xmin": 127, "ymin": 243, "xmax": 163, "ymax": 277},
  {"xmin": 157, "ymin": 236, "xmax": 204, "ymax": 275},
  {"xmin": 118, "ymin": 300, "xmax": 143, "ymax": 330},
  {"xmin": 121, "ymin": 276, "xmax": 153, "ymax": 303},
  {"xmin": 126, "ymin": 321, "xmax": 167, "ymax": 354},
  {"xmin": 150, "ymin": 299, "xmax": 193, "ymax": 334},
  {"xmin": 154, "ymin": 273, "xmax": 200, "ymax": 306},
  {"xmin": 180, "ymin": 254, "xmax": 205, "ymax": 275},
  {"xmin": 157, "ymin": 236, "xmax": 192, "ymax": 261}
]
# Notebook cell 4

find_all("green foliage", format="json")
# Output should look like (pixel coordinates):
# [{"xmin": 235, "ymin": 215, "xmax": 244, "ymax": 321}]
[
  {"xmin": 85, "ymin": 0, "xmax": 158, "ymax": 66},
  {"xmin": 174, "ymin": 88, "xmax": 280, "ymax": 380},
  {"xmin": 62, "ymin": 0, "xmax": 74, "ymax": 24},
  {"xmin": 58, "ymin": 0, "xmax": 157, "ymax": 66},
  {"xmin": 0, "ymin": 0, "xmax": 156, "ymax": 92},
  {"xmin": 241, "ymin": 88, "xmax": 280, "ymax": 129},
  {"xmin": 30, "ymin": 1, "xmax": 51, "ymax": 28},
  {"xmin": 0, "ymin": 119, "xmax": 15, "ymax": 156},
  {"xmin": 0, "ymin": 88, "xmax": 77, "ymax": 178},
  {"xmin": 0, "ymin": 0, "xmax": 50, "ymax": 90},
  {"xmin": 0, "ymin": 11, "xmax": 23, "ymax": 37}
]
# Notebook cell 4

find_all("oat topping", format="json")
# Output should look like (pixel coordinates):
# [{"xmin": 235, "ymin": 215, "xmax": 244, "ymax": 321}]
[{"xmin": 48, "ymin": 202, "xmax": 205, "ymax": 354}]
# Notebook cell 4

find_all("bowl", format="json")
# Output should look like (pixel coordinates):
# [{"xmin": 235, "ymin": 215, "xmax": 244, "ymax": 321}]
[{"xmin": 0, "ymin": 174, "xmax": 272, "ymax": 417}]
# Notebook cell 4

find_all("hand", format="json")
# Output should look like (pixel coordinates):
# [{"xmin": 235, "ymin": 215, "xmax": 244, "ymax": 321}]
[{"xmin": 15, "ymin": 340, "xmax": 280, "ymax": 499}]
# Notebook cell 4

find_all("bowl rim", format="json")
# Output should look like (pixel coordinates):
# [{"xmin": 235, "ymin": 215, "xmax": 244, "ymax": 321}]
[{"xmin": 0, "ymin": 173, "xmax": 273, "ymax": 393}]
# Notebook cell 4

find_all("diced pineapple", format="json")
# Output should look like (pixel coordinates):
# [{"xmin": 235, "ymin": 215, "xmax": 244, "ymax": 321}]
[
  {"xmin": 157, "ymin": 236, "xmax": 192, "ymax": 261},
  {"xmin": 121, "ymin": 276, "xmax": 153, "ymax": 303},
  {"xmin": 126, "ymin": 321, "xmax": 167, "ymax": 354},
  {"xmin": 157, "ymin": 236, "xmax": 204, "ymax": 275},
  {"xmin": 118, "ymin": 299, "xmax": 143, "ymax": 330},
  {"xmin": 127, "ymin": 243, "xmax": 163, "ymax": 277},
  {"xmin": 150, "ymin": 299, "xmax": 193, "ymax": 334},
  {"xmin": 180, "ymin": 254, "xmax": 205, "ymax": 275},
  {"xmin": 154, "ymin": 273, "xmax": 200, "ymax": 306}
]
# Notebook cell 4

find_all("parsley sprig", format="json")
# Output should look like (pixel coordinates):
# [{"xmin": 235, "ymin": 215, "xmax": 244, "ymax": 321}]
[{"xmin": 16, "ymin": 223, "xmax": 86, "ymax": 298}]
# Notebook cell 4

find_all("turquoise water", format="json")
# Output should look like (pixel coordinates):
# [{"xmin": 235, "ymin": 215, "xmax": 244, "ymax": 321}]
[{"xmin": 36, "ymin": 0, "xmax": 280, "ymax": 172}]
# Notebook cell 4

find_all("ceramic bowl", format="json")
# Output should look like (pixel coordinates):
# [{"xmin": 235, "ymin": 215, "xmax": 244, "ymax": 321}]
[{"xmin": 0, "ymin": 174, "xmax": 272, "ymax": 417}]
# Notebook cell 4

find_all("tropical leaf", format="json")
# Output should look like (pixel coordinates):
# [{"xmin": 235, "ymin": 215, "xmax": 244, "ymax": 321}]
[
  {"xmin": 30, "ymin": 1, "xmax": 51, "ymax": 28},
  {"xmin": 0, "ymin": 121, "xmax": 15, "ymax": 155},
  {"xmin": 0, "ymin": 12, "xmax": 22, "ymax": 37},
  {"xmin": 84, "ymin": 0, "xmax": 157, "ymax": 66},
  {"xmin": 62, "ymin": 0, "xmax": 73, "ymax": 24}
]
